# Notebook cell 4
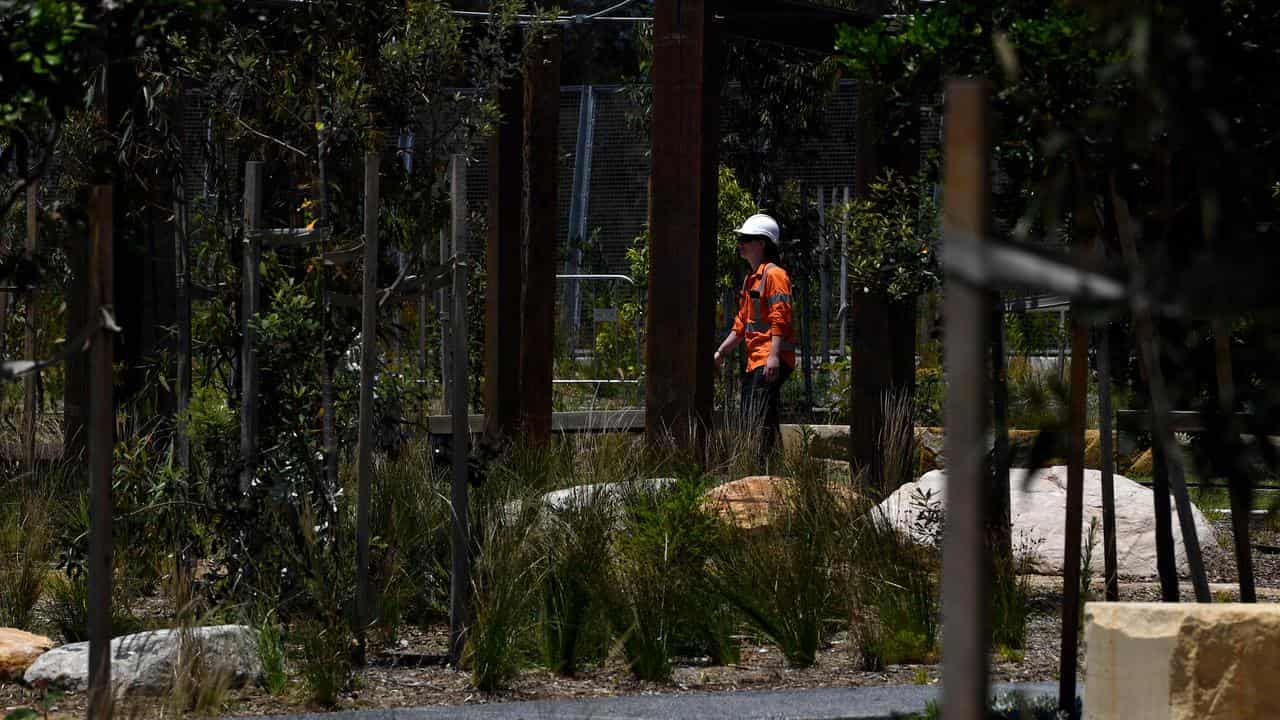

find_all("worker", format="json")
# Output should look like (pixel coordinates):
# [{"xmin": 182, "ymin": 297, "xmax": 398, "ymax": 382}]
[{"xmin": 713, "ymin": 213, "xmax": 797, "ymax": 466}]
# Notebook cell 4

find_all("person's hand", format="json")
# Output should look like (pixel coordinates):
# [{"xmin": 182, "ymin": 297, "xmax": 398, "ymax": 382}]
[
  {"xmin": 764, "ymin": 354, "xmax": 780, "ymax": 382},
  {"xmin": 714, "ymin": 349, "xmax": 724, "ymax": 370}
]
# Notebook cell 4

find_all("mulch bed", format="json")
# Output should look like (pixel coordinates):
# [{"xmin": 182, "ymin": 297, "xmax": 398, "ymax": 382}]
[{"xmin": 4, "ymin": 519, "xmax": 1278, "ymax": 719}]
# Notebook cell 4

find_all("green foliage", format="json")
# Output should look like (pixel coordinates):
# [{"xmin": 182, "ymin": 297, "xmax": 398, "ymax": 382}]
[
  {"xmin": 466, "ymin": 487, "xmax": 543, "ymax": 692},
  {"xmin": 539, "ymin": 487, "xmax": 614, "ymax": 676},
  {"xmin": 371, "ymin": 441, "xmax": 453, "ymax": 635},
  {"xmin": 711, "ymin": 448, "xmax": 853, "ymax": 668},
  {"xmin": 609, "ymin": 473, "xmax": 728, "ymax": 680},
  {"xmin": 627, "ymin": 165, "xmax": 757, "ymax": 301},
  {"xmin": 991, "ymin": 541, "xmax": 1036, "ymax": 652},
  {"xmin": 252, "ymin": 610, "xmax": 289, "ymax": 696},
  {"xmin": 914, "ymin": 368, "xmax": 945, "ymax": 428},
  {"xmin": 295, "ymin": 617, "xmax": 353, "ymax": 708},
  {"xmin": 829, "ymin": 171, "xmax": 939, "ymax": 301},
  {"xmin": 0, "ymin": 483, "xmax": 54, "ymax": 630},
  {"xmin": 0, "ymin": 1, "xmax": 91, "ymax": 131}
]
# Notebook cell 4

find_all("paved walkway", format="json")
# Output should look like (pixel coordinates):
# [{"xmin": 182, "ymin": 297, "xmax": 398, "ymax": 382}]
[{"xmin": 245, "ymin": 682, "xmax": 1067, "ymax": 720}]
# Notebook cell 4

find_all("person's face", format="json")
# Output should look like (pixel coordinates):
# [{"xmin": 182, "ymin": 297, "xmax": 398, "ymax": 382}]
[{"xmin": 738, "ymin": 234, "xmax": 765, "ymax": 262}]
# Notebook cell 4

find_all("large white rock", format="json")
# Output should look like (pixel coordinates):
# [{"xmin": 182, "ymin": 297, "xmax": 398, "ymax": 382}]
[
  {"xmin": 1086, "ymin": 602, "xmax": 1280, "ymax": 720},
  {"xmin": 24, "ymin": 625, "xmax": 261, "ymax": 696},
  {"xmin": 503, "ymin": 478, "xmax": 677, "ymax": 525},
  {"xmin": 876, "ymin": 467, "xmax": 1215, "ymax": 578}
]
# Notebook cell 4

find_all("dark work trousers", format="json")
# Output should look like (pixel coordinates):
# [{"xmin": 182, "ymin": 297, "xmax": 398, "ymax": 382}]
[{"xmin": 740, "ymin": 364, "xmax": 793, "ymax": 468}]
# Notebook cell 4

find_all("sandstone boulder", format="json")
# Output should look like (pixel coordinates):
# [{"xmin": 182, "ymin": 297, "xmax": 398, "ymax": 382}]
[
  {"xmin": 1086, "ymin": 602, "xmax": 1280, "ymax": 720},
  {"xmin": 876, "ymin": 466, "xmax": 1215, "ymax": 577},
  {"xmin": 703, "ymin": 476, "xmax": 859, "ymax": 531},
  {"xmin": 24, "ymin": 625, "xmax": 260, "ymax": 696},
  {"xmin": 0, "ymin": 628, "xmax": 53, "ymax": 680}
]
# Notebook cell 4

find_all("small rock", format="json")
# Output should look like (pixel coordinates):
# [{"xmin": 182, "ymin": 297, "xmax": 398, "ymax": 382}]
[
  {"xmin": 24, "ymin": 625, "xmax": 261, "ymax": 696},
  {"xmin": 0, "ymin": 628, "xmax": 53, "ymax": 680}
]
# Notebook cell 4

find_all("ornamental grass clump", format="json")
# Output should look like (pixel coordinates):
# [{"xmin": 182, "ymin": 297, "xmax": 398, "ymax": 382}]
[
  {"xmin": 609, "ymin": 472, "xmax": 729, "ymax": 680},
  {"xmin": 847, "ymin": 392, "xmax": 940, "ymax": 669},
  {"xmin": 710, "ymin": 436, "xmax": 856, "ymax": 668},
  {"xmin": 538, "ymin": 484, "xmax": 615, "ymax": 676},
  {"xmin": 371, "ymin": 440, "xmax": 453, "ymax": 635}
]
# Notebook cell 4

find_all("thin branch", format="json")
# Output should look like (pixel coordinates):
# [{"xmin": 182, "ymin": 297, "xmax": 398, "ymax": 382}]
[{"xmin": 235, "ymin": 116, "xmax": 308, "ymax": 157}]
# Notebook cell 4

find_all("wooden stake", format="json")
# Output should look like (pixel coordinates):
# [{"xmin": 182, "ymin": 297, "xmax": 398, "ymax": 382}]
[
  {"xmin": 1112, "ymin": 181, "xmax": 1211, "ymax": 603},
  {"xmin": 239, "ymin": 163, "xmax": 264, "ymax": 503},
  {"xmin": 87, "ymin": 185, "xmax": 114, "ymax": 720},
  {"xmin": 22, "ymin": 140, "xmax": 38, "ymax": 470},
  {"xmin": 1214, "ymin": 319, "xmax": 1255, "ymax": 602},
  {"xmin": 940, "ymin": 79, "xmax": 992, "ymax": 720},
  {"xmin": 448, "ymin": 156, "xmax": 472, "ymax": 662},
  {"xmin": 1060, "ymin": 313, "xmax": 1088, "ymax": 711},
  {"xmin": 1098, "ymin": 324, "xmax": 1120, "ymax": 601},
  {"xmin": 175, "ymin": 172, "xmax": 192, "ymax": 477},
  {"xmin": 355, "ymin": 152, "xmax": 380, "ymax": 664}
]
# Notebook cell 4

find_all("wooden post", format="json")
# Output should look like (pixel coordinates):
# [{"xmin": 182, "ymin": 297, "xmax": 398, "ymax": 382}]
[
  {"xmin": 174, "ymin": 173, "xmax": 192, "ymax": 477},
  {"xmin": 1098, "ymin": 324, "xmax": 1120, "ymax": 601},
  {"xmin": 1060, "ymin": 312, "xmax": 1089, "ymax": 711},
  {"xmin": 521, "ymin": 27, "xmax": 561, "ymax": 445},
  {"xmin": 648, "ymin": 0, "xmax": 720, "ymax": 450},
  {"xmin": 989, "ymin": 297, "xmax": 1012, "ymax": 559},
  {"xmin": 1112, "ymin": 182, "xmax": 1210, "ymax": 602},
  {"xmin": 439, "ymin": 227, "xmax": 452, "ymax": 414},
  {"xmin": 819, "ymin": 187, "xmax": 831, "ymax": 365},
  {"xmin": 838, "ymin": 187, "xmax": 849, "ymax": 355},
  {"xmin": 485, "ymin": 37, "xmax": 525, "ymax": 442},
  {"xmin": 1215, "ymin": 319, "xmax": 1255, "ymax": 602},
  {"xmin": 940, "ymin": 79, "xmax": 991, "ymax": 720},
  {"xmin": 23, "ymin": 144, "xmax": 38, "ymax": 470},
  {"xmin": 355, "ymin": 152, "xmax": 380, "ymax": 664},
  {"xmin": 239, "ymin": 162, "xmax": 264, "ymax": 502},
  {"xmin": 448, "ymin": 155, "xmax": 472, "ymax": 661},
  {"xmin": 87, "ymin": 185, "xmax": 114, "ymax": 719}
]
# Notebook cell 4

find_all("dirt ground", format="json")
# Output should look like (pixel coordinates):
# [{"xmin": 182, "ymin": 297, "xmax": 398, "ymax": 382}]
[{"xmin": 2, "ymin": 520, "xmax": 1275, "ymax": 719}]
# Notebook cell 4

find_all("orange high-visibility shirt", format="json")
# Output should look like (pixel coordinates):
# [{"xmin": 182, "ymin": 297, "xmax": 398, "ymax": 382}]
[{"xmin": 732, "ymin": 262, "xmax": 798, "ymax": 372}]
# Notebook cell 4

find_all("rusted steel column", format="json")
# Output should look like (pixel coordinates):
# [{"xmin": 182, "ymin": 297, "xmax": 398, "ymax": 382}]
[
  {"xmin": 940, "ymin": 79, "xmax": 991, "ymax": 720},
  {"xmin": 87, "ymin": 185, "xmax": 114, "ymax": 719},
  {"xmin": 355, "ymin": 152, "xmax": 380, "ymax": 664},
  {"xmin": 647, "ymin": 0, "xmax": 720, "ymax": 450},
  {"xmin": 485, "ymin": 35, "xmax": 525, "ymax": 442},
  {"xmin": 521, "ymin": 28, "xmax": 561, "ymax": 445},
  {"xmin": 1060, "ymin": 313, "xmax": 1088, "ymax": 712}
]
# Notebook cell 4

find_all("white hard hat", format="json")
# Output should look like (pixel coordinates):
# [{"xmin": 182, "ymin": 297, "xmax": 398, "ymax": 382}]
[{"xmin": 734, "ymin": 213, "xmax": 780, "ymax": 244}]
